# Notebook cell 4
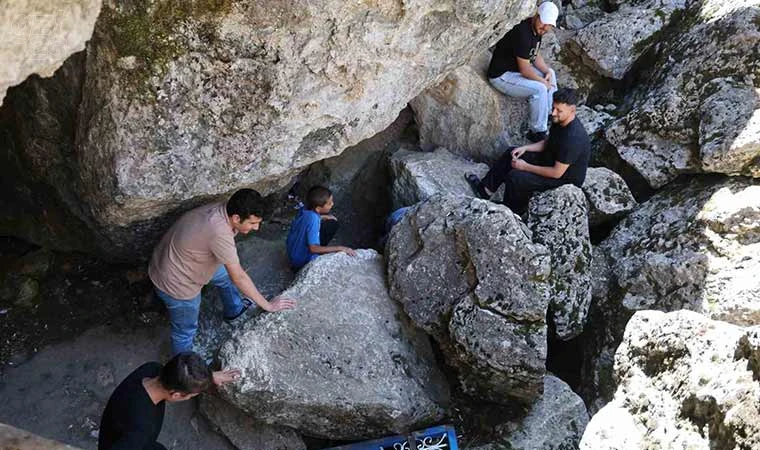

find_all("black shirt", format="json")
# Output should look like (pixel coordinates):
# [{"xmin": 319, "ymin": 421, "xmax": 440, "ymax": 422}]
[
  {"xmin": 487, "ymin": 18, "xmax": 542, "ymax": 78},
  {"xmin": 99, "ymin": 362, "xmax": 166, "ymax": 450},
  {"xmin": 545, "ymin": 117, "xmax": 591, "ymax": 186}
]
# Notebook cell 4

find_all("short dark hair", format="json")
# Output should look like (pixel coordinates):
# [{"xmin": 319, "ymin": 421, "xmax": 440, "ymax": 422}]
[
  {"xmin": 226, "ymin": 188, "xmax": 265, "ymax": 220},
  {"xmin": 553, "ymin": 88, "xmax": 579, "ymax": 106},
  {"xmin": 306, "ymin": 186, "xmax": 332, "ymax": 210},
  {"xmin": 159, "ymin": 352, "xmax": 212, "ymax": 394}
]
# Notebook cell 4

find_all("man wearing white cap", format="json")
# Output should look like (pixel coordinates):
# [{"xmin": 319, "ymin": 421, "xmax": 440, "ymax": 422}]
[{"xmin": 487, "ymin": 1, "xmax": 559, "ymax": 143}]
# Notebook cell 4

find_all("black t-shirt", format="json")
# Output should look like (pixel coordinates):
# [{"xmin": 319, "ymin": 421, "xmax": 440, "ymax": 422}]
[
  {"xmin": 545, "ymin": 117, "xmax": 591, "ymax": 186},
  {"xmin": 487, "ymin": 18, "xmax": 542, "ymax": 78},
  {"xmin": 99, "ymin": 362, "xmax": 166, "ymax": 450}
]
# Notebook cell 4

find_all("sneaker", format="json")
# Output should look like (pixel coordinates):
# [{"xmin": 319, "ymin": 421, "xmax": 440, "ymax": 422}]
[
  {"xmin": 224, "ymin": 298, "xmax": 254, "ymax": 323},
  {"xmin": 465, "ymin": 173, "xmax": 489, "ymax": 199},
  {"xmin": 526, "ymin": 131, "xmax": 547, "ymax": 143}
]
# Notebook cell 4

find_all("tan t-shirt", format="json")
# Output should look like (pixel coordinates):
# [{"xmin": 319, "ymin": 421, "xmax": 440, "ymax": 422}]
[{"xmin": 149, "ymin": 203, "xmax": 239, "ymax": 300}]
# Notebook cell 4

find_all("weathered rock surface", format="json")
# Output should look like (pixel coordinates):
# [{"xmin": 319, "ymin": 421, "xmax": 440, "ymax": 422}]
[
  {"xmin": 387, "ymin": 194, "xmax": 551, "ymax": 405},
  {"xmin": 581, "ymin": 176, "xmax": 760, "ymax": 410},
  {"xmin": 218, "ymin": 250, "xmax": 449, "ymax": 440},
  {"xmin": 0, "ymin": 423, "xmax": 82, "ymax": 450},
  {"xmin": 528, "ymin": 185, "xmax": 592, "ymax": 340},
  {"xmin": 580, "ymin": 310, "xmax": 760, "ymax": 450},
  {"xmin": 390, "ymin": 147, "xmax": 489, "ymax": 209},
  {"xmin": 69, "ymin": 0, "xmax": 535, "ymax": 257},
  {"xmin": 581, "ymin": 167, "xmax": 637, "ymax": 226},
  {"xmin": 604, "ymin": 0, "xmax": 760, "ymax": 188},
  {"xmin": 200, "ymin": 395, "xmax": 305, "ymax": 450},
  {"xmin": 470, "ymin": 375, "xmax": 589, "ymax": 450},
  {"xmin": 0, "ymin": 0, "xmax": 102, "ymax": 105}
]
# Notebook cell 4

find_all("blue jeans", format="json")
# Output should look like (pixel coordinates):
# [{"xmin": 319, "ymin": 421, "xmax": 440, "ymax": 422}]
[
  {"xmin": 489, "ymin": 67, "xmax": 558, "ymax": 133},
  {"xmin": 155, "ymin": 265, "xmax": 244, "ymax": 356}
]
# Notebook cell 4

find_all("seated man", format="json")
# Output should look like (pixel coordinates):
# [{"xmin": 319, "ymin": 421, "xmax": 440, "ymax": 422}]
[
  {"xmin": 487, "ymin": 1, "xmax": 559, "ymax": 142},
  {"xmin": 98, "ymin": 352, "xmax": 239, "ymax": 450},
  {"xmin": 286, "ymin": 185, "xmax": 356, "ymax": 270},
  {"xmin": 466, "ymin": 88, "xmax": 590, "ymax": 213}
]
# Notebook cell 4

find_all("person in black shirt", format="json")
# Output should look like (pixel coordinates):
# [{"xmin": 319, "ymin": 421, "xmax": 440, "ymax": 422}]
[
  {"xmin": 98, "ymin": 352, "xmax": 240, "ymax": 450},
  {"xmin": 487, "ymin": 2, "xmax": 559, "ymax": 142},
  {"xmin": 466, "ymin": 88, "xmax": 591, "ymax": 213}
]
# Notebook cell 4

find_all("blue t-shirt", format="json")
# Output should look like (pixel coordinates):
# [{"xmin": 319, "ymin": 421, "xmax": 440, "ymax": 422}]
[{"xmin": 286, "ymin": 208, "xmax": 321, "ymax": 269}]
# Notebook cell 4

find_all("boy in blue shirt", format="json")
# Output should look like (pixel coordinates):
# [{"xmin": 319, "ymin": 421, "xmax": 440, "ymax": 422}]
[{"xmin": 286, "ymin": 186, "xmax": 356, "ymax": 270}]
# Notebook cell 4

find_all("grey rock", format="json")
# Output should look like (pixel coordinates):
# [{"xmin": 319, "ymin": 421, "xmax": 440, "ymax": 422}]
[
  {"xmin": 528, "ymin": 185, "xmax": 592, "ymax": 340},
  {"xmin": 576, "ymin": 105, "xmax": 614, "ymax": 137},
  {"xmin": 387, "ymin": 194, "xmax": 551, "ymax": 404},
  {"xmin": 604, "ymin": 0, "xmax": 760, "ymax": 188},
  {"xmin": 389, "ymin": 147, "xmax": 489, "ymax": 209},
  {"xmin": 200, "ymin": 395, "xmax": 305, "ymax": 450},
  {"xmin": 0, "ymin": 0, "xmax": 101, "ymax": 105},
  {"xmin": 0, "ymin": 423, "xmax": 83, "ymax": 450},
  {"xmin": 218, "ymin": 250, "xmax": 449, "ymax": 440},
  {"xmin": 581, "ymin": 167, "xmax": 637, "ymax": 226},
  {"xmin": 581, "ymin": 310, "xmax": 760, "ymax": 450},
  {"xmin": 471, "ymin": 375, "xmax": 589, "ymax": 450}
]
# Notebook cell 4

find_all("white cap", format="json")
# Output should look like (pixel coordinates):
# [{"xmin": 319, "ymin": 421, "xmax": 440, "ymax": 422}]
[{"xmin": 537, "ymin": 2, "xmax": 559, "ymax": 27}]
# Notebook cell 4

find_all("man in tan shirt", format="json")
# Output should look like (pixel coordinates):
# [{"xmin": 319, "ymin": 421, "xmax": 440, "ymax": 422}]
[{"xmin": 149, "ymin": 189, "xmax": 296, "ymax": 355}]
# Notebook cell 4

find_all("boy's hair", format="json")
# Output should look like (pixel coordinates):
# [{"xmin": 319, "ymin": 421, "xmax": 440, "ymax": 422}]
[
  {"xmin": 227, "ymin": 188, "xmax": 266, "ymax": 220},
  {"xmin": 306, "ymin": 186, "xmax": 332, "ymax": 210},
  {"xmin": 159, "ymin": 352, "xmax": 212, "ymax": 394},
  {"xmin": 553, "ymin": 88, "xmax": 579, "ymax": 106}
]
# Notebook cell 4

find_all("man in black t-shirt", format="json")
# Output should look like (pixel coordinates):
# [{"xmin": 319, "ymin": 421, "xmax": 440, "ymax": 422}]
[
  {"xmin": 466, "ymin": 88, "xmax": 590, "ymax": 213},
  {"xmin": 487, "ymin": 2, "xmax": 559, "ymax": 142},
  {"xmin": 98, "ymin": 352, "xmax": 240, "ymax": 450}
]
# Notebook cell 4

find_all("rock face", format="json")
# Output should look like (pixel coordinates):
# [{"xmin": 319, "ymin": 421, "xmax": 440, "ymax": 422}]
[
  {"xmin": 0, "ymin": 0, "xmax": 102, "ymax": 105},
  {"xmin": 390, "ymin": 147, "xmax": 489, "ymax": 209},
  {"xmin": 66, "ymin": 0, "xmax": 535, "ymax": 257},
  {"xmin": 0, "ymin": 423, "xmax": 83, "ymax": 450},
  {"xmin": 200, "ymin": 395, "xmax": 305, "ymax": 450},
  {"xmin": 603, "ymin": 0, "xmax": 760, "ymax": 188},
  {"xmin": 580, "ymin": 310, "xmax": 760, "ymax": 450},
  {"xmin": 582, "ymin": 176, "xmax": 760, "ymax": 410},
  {"xmin": 387, "ymin": 194, "xmax": 551, "ymax": 405},
  {"xmin": 581, "ymin": 167, "xmax": 637, "ymax": 226},
  {"xmin": 471, "ymin": 375, "xmax": 589, "ymax": 450},
  {"xmin": 218, "ymin": 250, "xmax": 449, "ymax": 440},
  {"xmin": 528, "ymin": 185, "xmax": 592, "ymax": 340}
]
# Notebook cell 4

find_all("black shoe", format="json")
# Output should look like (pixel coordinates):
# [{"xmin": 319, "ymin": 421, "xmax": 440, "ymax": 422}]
[
  {"xmin": 526, "ymin": 131, "xmax": 547, "ymax": 143},
  {"xmin": 465, "ymin": 173, "xmax": 489, "ymax": 199},
  {"xmin": 224, "ymin": 298, "xmax": 254, "ymax": 323}
]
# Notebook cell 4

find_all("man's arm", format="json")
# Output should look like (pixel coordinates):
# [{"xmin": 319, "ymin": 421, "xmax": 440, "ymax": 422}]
[
  {"xmin": 226, "ymin": 262, "xmax": 296, "ymax": 312},
  {"xmin": 534, "ymin": 53, "xmax": 551, "ymax": 77},
  {"xmin": 308, "ymin": 243, "xmax": 356, "ymax": 256},
  {"xmin": 511, "ymin": 140, "xmax": 547, "ymax": 159},
  {"xmin": 517, "ymin": 57, "xmax": 547, "ymax": 84},
  {"xmin": 512, "ymin": 158, "xmax": 569, "ymax": 179}
]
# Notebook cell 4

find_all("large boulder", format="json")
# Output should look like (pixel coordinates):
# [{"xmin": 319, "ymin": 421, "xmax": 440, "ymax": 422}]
[
  {"xmin": 603, "ymin": 0, "xmax": 760, "ymax": 188},
  {"xmin": 387, "ymin": 194, "xmax": 551, "ymax": 405},
  {"xmin": 0, "ymin": 423, "xmax": 83, "ymax": 450},
  {"xmin": 581, "ymin": 176, "xmax": 760, "ymax": 410},
  {"xmin": 581, "ymin": 167, "xmax": 637, "ymax": 227},
  {"xmin": 527, "ymin": 184, "xmax": 592, "ymax": 340},
  {"xmin": 580, "ymin": 310, "xmax": 760, "ymax": 450},
  {"xmin": 470, "ymin": 375, "xmax": 590, "ymax": 450},
  {"xmin": 0, "ymin": 0, "xmax": 102, "ymax": 105},
  {"xmin": 217, "ymin": 250, "xmax": 449, "ymax": 440},
  {"xmin": 64, "ymin": 0, "xmax": 536, "ymax": 258},
  {"xmin": 390, "ymin": 147, "xmax": 489, "ymax": 209}
]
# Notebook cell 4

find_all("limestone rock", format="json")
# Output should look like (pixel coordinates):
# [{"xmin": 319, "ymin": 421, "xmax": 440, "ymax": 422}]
[
  {"xmin": 0, "ymin": 423, "xmax": 83, "ymax": 450},
  {"xmin": 604, "ymin": 0, "xmax": 760, "ymax": 188},
  {"xmin": 70, "ymin": 0, "xmax": 535, "ymax": 257},
  {"xmin": 389, "ymin": 147, "xmax": 489, "ymax": 209},
  {"xmin": 569, "ymin": 0, "xmax": 688, "ymax": 80},
  {"xmin": 0, "ymin": 0, "xmax": 102, "ymax": 105},
  {"xmin": 528, "ymin": 185, "xmax": 592, "ymax": 340},
  {"xmin": 576, "ymin": 105, "xmax": 614, "ymax": 138},
  {"xmin": 471, "ymin": 375, "xmax": 589, "ymax": 450},
  {"xmin": 200, "ymin": 395, "xmax": 305, "ymax": 450},
  {"xmin": 581, "ymin": 167, "xmax": 637, "ymax": 226},
  {"xmin": 387, "ymin": 194, "xmax": 551, "ymax": 405},
  {"xmin": 218, "ymin": 250, "xmax": 449, "ymax": 440},
  {"xmin": 581, "ymin": 176, "xmax": 760, "ymax": 410},
  {"xmin": 580, "ymin": 310, "xmax": 760, "ymax": 450}
]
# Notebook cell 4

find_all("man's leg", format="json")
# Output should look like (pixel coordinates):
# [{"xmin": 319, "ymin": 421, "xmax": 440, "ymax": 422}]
[
  {"xmin": 532, "ymin": 67, "xmax": 558, "ymax": 122},
  {"xmin": 480, "ymin": 147, "xmax": 516, "ymax": 193},
  {"xmin": 209, "ymin": 265, "xmax": 245, "ymax": 319},
  {"xmin": 504, "ymin": 170, "xmax": 565, "ymax": 214},
  {"xmin": 320, "ymin": 218, "xmax": 340, "ymax": 246},
  {"xmin": 155, "ymin": 288, "xmax": 201, "ymax": 356},
  {"xmin": 489, "ymin": 72, "xmax": 549, "ymax": 133}
]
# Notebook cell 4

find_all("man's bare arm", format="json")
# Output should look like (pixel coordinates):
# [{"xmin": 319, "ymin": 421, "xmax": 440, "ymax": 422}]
[
  {"xmin": 517, "ymin": 57, "xmax": 546, "ymax": 83},
  {"xmin": 513, "ymin": 160, "xmax": 569, "ymax": 179},
  {"xmin": 534, "ymin": 53, "xmax": 551, "ymax": 76},
  {"xmin": 226, "ymin": 263, "xmax": 296, "ymax": 312}
]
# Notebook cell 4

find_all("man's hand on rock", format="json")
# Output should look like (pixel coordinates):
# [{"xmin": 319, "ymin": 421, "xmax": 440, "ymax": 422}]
[
  {"xmin": 511, "ymin": 147, "xmax": 527, "ymax": 159},
  {"xmin": 340, "ymin": 247, "xmax": 357, "ymax": 257},
  {"xmin": 266, "ymin": 296, "xmax": 296, "ymax": 312},
  {"xmin": 511, "ymin": 158, "xmax": 528, "ymax": 171},
  {"xmin": 212, "ymin": 369, "xmax": 241, "ymax": 386}
]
